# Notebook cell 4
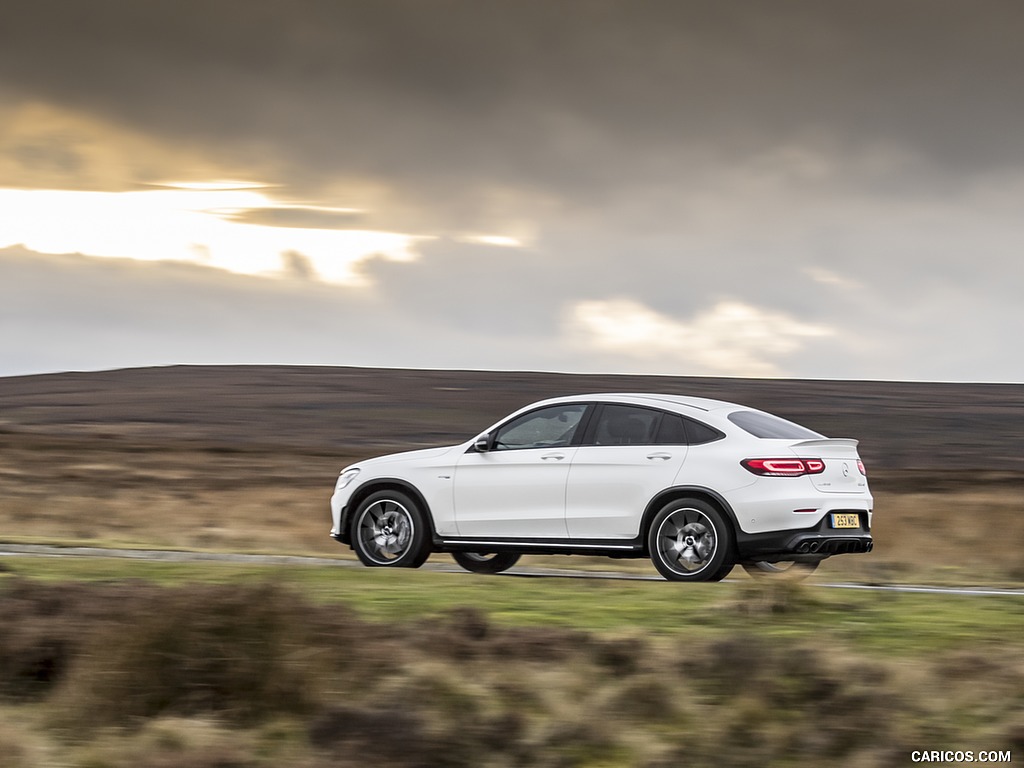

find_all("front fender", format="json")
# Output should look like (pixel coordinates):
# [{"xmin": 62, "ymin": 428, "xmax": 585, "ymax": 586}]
[{"xmin": 337, "ymin": 477, "xmax": 437, "ymax": 547}]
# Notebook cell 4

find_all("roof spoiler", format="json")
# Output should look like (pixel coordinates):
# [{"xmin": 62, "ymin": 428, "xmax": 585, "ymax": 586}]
[{"xmin": 790, "ymin": 438, "xmax": 859, "ymax": 449}]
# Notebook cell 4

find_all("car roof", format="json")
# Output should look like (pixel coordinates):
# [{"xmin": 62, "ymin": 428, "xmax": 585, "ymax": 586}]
[{"xmin": 533, "ymin": 392, "xmax": 743, "ymax": 414}]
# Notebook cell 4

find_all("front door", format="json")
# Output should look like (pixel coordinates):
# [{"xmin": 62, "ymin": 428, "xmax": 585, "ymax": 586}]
[{"xmin": 453, "ymin": 403, "xmax": 589, "ymax": 537}]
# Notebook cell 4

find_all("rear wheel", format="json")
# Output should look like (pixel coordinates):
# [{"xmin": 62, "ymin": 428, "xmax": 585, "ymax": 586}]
[
  {"xmin": 451, "ymin": 551, "xmax": 522, "ymax": 574},
  {"xmin": 351, "ymin": 490, "xmax": 431, "ymax": 568},
  {"xmin": 742, "ymin": 560, "xmax": 819, "ymax": 580},
  {"xmin": 648, "ymin": 499, "xmax": 734, "ymax": 582}
]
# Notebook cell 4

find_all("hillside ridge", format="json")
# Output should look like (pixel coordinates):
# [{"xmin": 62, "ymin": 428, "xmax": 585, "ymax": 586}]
[{"xmin": 2, "ymin": 365, "xmax": 1022, "ymax": 473}]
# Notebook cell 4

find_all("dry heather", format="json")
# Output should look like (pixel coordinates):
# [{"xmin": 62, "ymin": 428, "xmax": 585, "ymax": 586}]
[{"xmin": 1, "ymin": 579, "xmax": 1021, "ymax": 768}]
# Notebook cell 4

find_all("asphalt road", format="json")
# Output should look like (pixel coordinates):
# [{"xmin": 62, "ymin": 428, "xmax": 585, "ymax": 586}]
[{"xmin": 2, "ymin": 543, "xmax": 1022, "ymax": 597}]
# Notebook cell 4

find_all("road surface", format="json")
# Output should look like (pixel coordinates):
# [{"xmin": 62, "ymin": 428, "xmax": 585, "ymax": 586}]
[{"xmin": 2, "ymin": 543, "xmax": 1022, "ymax": 597}]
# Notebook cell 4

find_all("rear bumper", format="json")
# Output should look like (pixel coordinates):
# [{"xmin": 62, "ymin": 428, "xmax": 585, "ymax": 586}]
[
  {"xmin": 736, "ymin": 511, "xmax": 872, "ymax": 562},
  {"xmin": 785, "ymin": 533, "xmax": 873, "ymax": 556}
]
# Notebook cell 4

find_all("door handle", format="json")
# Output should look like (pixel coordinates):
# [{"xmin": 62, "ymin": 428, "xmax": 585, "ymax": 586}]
[
  {"xmin": 541, "ymin": 453, "xmax": 566, "ymax": 461},
  {"xmin": 646, "ymin": 452, "xmax": 672, "ymax": 461}
]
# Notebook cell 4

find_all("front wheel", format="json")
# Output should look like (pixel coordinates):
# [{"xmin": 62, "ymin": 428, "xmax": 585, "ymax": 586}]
[
  {"xmin": 351, "ymin": 490, "xmax": 431, "ymax": 568},
  {"xmin": 648, "ymin": 499, "xmax": 734, "ymax": 582},
  {"xmin": 451, "ymin": 551, "xmax": 522, "ymax": 574}
]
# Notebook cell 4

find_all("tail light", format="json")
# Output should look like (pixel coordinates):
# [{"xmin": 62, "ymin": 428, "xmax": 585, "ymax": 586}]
[
  {"xmin": 857, "ymin": 459, "xmax": 867, "ymax": 476},
  {"xmin": 741, "ymin": 458, "xmax": 826, "ymax": 477}
]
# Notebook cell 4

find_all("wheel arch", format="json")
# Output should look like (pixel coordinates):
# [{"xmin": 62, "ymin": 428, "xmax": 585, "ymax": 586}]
[
  {"xmin": 640, "ymin": 486, "xmax": 740, "ymax": 555},
  {"xmin": 343, "ymin": 478, "xmax": 437, "ymax": 545}
]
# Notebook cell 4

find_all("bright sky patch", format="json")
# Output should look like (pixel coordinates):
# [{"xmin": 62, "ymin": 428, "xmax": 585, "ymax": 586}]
[{"xmin": 0, "ymin": 186, "xmax": 423, "ymax": 285}]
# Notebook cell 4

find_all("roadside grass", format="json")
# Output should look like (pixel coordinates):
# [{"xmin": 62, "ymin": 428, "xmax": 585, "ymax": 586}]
[
  {"xmin": 1, "ymin": 567, "xmax": 1022, "ymax": 767},
  {"xmin": 3, "ymin": 557, "xmax": 1022, "ymax": 657}
]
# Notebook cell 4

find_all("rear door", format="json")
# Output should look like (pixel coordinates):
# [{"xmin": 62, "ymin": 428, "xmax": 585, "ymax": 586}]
[{"xmin": 565, "ymin": 404, "xmax": 688, "ymax": 539}]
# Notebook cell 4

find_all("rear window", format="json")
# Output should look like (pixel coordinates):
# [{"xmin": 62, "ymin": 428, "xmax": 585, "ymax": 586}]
[{"xmin": 727, "ymin": 410, "xmax": 823, "ymax": 439}]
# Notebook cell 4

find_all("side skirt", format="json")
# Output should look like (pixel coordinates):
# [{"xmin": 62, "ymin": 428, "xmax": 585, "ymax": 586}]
[{"xmin": 435, "ymin": 536, "xmax": 645, "ymax": 559}]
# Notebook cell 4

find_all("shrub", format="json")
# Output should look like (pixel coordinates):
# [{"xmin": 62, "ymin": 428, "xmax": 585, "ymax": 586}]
[{"xmin": 49, "ymin": 583, "xmax": 320, "ymax": 729}]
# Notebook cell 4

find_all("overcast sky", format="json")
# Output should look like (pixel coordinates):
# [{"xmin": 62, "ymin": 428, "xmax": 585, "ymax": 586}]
[{"xmin": 2, "ymin": 0, "xmax": 1023, "ymax": 381}]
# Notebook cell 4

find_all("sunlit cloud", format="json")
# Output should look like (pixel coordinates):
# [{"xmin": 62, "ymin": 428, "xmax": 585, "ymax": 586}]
[
  {"xmin": 803, "ymin": 266, "xmax": 862, "ymax": 289},
  {"xmin": 153, "ymin": 180, "xmax": 273, "ymax": 191},
  {"xmin": 567, "ymin": 298, "xmax": 834, "ymax": 377},
  {"xmin": 0, "ymin": 186, "xmax": 425, "ymax": 285},
  {"xmin": 459, "ymin": 234, "xmax": 525, "ymax": 248}
]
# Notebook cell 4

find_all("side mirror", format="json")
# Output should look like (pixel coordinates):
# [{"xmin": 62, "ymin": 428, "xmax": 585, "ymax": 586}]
[{"xmin": 474, "ymin": 433, "xmax": 491, "ymax": 452}]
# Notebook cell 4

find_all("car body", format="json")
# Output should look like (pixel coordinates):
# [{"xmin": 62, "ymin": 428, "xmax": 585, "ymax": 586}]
[{"xmin": 330, "ymin": 393, "xmax": 873, "ymax": 581}]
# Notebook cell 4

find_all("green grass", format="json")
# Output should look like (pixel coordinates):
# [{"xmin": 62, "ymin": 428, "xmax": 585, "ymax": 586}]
[{"xmin": 4, "ymin": 556, "xmax": 1022, "ymax": 658}]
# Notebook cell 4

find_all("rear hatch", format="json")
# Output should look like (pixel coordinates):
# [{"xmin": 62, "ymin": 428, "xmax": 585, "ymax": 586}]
[{"xmin": 790, "ymin": 438, "xmax": 868, "ymax": 494}]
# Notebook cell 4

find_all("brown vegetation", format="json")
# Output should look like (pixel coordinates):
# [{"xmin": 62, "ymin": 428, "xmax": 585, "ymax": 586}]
[{"xmin": 1, "ymin": 579, "xmax": 1021, "ymax": 767}]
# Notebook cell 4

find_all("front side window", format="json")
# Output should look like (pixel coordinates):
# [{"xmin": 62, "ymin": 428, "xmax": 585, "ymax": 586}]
[{"xmin": 493, "ymin": 404, "xmax": 587, "ymax": 450}]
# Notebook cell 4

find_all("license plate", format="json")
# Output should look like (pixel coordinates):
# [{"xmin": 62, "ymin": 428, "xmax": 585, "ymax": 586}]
[{"xmin": 831, "ymin": 513, "xmax": 860, "ymax": 529}]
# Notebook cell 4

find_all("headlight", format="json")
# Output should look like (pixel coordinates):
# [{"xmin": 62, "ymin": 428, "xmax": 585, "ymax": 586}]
[{"xmin": 335, "ymin": 468, "xmax": 360, "ymax": 492}]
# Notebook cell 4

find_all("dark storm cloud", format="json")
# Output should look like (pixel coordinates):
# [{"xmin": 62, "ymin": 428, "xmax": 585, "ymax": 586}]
[{"xmin": 4, "ymin": 0, "xmax": 1024, "ymax": 221}]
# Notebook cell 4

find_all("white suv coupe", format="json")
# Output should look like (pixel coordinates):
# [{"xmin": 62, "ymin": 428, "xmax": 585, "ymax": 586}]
[{"xmin": 330, "ymin": 393, "xmax": 873, "ymax": 581}]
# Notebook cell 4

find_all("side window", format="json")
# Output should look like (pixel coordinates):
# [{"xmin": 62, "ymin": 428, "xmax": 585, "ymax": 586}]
[
  {"xmin": 656, "ymin": 413, "xmax": 724, "ymax": 445},
  {"xmin": 493, "ymin": 404, "xmax": 587, "ymax": 450},
  {"xmin": 591, "ymin": 405, "xmax": 662, "ymax": 446},
  {"xmin": 684, "ymin": 418, "xmax": 723, "ymax": 445},
  {"xmin": 655, "ymin": 413, "xmax": 688, "ymax": 444}
]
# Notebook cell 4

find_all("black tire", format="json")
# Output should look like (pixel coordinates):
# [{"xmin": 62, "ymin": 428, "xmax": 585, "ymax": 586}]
[
  {"xmin": 350, "ymin": 490, "xmax": 431, "ymax": 568},
  {"xmin": 707, "ymin": 561, "xmax": 736, "ymax": 582},
  {"xmin": 647, "ymin": 498, "xmax": 734, "ymax": 582},
  {"xmin": 742, "ymin": 560, "xmax": 819, "ymax": 580},
  {"xmin": 451, "ymin": 551, "xmax": 522, "ymax": 574}
]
